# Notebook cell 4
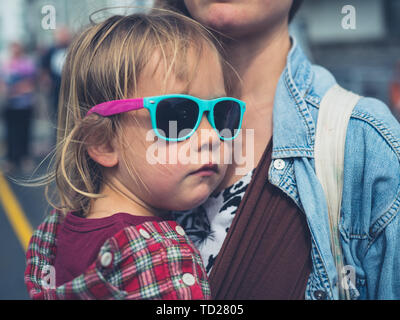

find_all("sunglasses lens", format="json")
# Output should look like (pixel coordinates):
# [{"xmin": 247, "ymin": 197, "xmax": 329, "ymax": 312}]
[
  {"xmin": 156, "ymin": 98, "xmax": 199, "ymax": 139},
  {"xmin": 213, "ymin": 100, "xmax": 242, "ymax": 139}
]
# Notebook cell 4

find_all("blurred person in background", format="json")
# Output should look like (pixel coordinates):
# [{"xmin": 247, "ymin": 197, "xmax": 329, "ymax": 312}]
[
  {"xmin": 390, "ymin": 61, "xmax": 400, "ymax": 121},
  {"xmin": 0, "ymin": 42, "xmax": 37, "ymax": 173},
  {"xmin": 40, "ymin": 26, "xmax": 71, "ymax": 122}
]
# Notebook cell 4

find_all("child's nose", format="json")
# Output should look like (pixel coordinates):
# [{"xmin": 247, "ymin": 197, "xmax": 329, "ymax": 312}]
[{"xmin": 195, "ymin": 113, "xmax": 221, "ymax": 154}]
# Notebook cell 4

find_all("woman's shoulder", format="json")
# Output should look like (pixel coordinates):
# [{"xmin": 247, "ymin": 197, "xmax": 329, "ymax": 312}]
[
  {"xmin": 350, "ymin": 96, "xmax": 400, "ymax": 157},
  {"xmin": 307, "ymin": 64, "xmax": 400, "ymax": 238},
  {"xmin": 342, "ymin": 97, "xmax": 400, "ymax": 245},
  {"xmin": 308, "ymin": 64, "xmax": 400, "ymax": 158}
]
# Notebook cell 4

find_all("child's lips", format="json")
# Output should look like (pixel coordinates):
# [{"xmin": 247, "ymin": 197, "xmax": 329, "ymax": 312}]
[{"xmin": 190, "ymin": 164, "xmax": 219, "ymax": 176}]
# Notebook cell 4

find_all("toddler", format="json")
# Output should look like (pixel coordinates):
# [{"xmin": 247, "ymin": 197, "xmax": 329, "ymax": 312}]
[{"xmin": 24, "ymin": 9, "xmax": 245, "ymax": 300}]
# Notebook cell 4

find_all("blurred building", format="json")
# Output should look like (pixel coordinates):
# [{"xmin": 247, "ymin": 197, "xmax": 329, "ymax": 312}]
[
  {"xmin": 294, "ymin": 0, "xmax": 400, "ymax": 118},
  {"xmin": 0, "ymin": 0, "xmax": 154, "ymax": 54}
]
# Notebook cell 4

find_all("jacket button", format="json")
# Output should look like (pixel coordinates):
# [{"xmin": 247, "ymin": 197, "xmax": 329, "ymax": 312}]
[
  {"xmin": 313, "ymin": 290, "xmax": 327, "ymax": 300},
  {"xmin": 273, "ymin": 159, "xmax": 285, "ymax": 170}
]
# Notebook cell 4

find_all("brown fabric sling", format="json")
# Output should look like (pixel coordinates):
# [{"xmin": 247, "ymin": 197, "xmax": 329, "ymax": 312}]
[{"xmin": 208, "ymin": 138, "xmax": 312, "ymax": 300}]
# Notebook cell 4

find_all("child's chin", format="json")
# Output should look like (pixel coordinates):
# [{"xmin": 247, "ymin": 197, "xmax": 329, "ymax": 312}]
[{"xmin": 179, "ymin": 192, "xmax": 211, "ymax": 211}]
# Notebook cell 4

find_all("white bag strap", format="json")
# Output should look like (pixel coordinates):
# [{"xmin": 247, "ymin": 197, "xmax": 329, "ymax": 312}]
[{"xmin": 314, "ymin": 84, "xmax": 361, "ymax": 300}]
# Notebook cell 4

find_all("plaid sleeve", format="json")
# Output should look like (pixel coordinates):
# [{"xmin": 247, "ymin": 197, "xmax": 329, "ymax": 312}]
[
  {"xmin": 24, "ymin": 210, "xmax": 62, "ymax": 300},
  {"xmin": 25, "ymin": 217, "xmax": 211, "ymax": 300},
  {"xmin": 102, "ymin": 220, "xmax": 211, "ymax": 300}
]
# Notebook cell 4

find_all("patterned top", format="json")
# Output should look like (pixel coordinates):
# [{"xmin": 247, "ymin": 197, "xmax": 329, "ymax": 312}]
[
  {"xmin": 24, "ymin": 211, "xmax": 211, "ymax": 300},
  {"xmin": 53, "ymin": 212, "xmax": 166, "ymax": 286},
  {"xmin": 171, "ymin": 169, "xmax": 255, "ymax": 274}
]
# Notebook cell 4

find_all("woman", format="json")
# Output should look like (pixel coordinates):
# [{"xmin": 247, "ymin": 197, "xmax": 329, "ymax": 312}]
[{"xmin": 160, "ymin": 0, "xmax": 400, "ymax": 300}]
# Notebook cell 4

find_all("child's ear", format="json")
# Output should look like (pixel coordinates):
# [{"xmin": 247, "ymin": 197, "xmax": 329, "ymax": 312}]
[{"xmin": 87, "ymin": 142, "xmax": 119, "ymax": 168}]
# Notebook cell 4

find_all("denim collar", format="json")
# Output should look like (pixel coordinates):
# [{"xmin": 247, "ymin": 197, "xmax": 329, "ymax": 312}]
[{"xmin": 271, "ymin": 37, "xmax": 317, "ymax": 159}]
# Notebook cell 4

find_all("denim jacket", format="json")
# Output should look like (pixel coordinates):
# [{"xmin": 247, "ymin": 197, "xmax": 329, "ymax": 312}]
[{"xmin": 271, "ymin": 38, "xmax": 400, "ymax": 300}]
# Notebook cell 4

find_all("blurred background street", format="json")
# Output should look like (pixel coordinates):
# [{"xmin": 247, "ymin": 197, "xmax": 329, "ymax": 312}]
[{"xmin": 0, "ymin": 0, "xmax": 399, "ymax": 299}]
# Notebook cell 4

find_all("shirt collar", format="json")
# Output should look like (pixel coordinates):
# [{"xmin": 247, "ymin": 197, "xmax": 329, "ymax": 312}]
[{"xmin": 271, "ymin": 37, "xmax": 316, "ymax": 159}]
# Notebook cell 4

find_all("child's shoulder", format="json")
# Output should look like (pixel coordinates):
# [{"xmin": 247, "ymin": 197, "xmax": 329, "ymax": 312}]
[
  {"xmin": 27, "ymin": 210, "xmax": 64, "ymax": 254},
  {"xmin": 93, "ymin": 219, "xmax": 210, "ymax": 299},
  {"xmin": 41, "ymin": 209, "xmax": 65, "ymax": 227},
  {"xmin": 107, "ymin": 219, "xmax": 198, "ymax": 254},
  {"xmin": 26, "ymin": 217, "xmax": 211, "ymax": 299},
  {"xmin": 25, "ymin": 210, "xmax": 65, "ymax": 299}
]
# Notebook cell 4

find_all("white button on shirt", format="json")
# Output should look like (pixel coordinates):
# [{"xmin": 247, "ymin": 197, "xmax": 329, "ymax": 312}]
[
  {"xmin": 139, "ymin": 228, "xmax": 151, "ymax": 239},
  {"xmin": 273, "ymin": 159, "xmax": 286, "ymax": 170},
  {"xmin": 182, "ymin": 273, "xmax": 196, "ymax": 286},
  {"xmin": 175, "ymin": 225, "xmax": 186, "ymax": 236},
  {"xmin": 100, "ymin": 252, "xmax": 113, "ymax": 268}
]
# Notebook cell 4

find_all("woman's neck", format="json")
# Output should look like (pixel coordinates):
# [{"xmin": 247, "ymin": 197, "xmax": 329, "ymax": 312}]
[
  {"xmin": 212, "ymin": 22, "xmax": 292, "ymax": 191},
  {"xmin": 86, "ymin": 179, "xmax": 163, "ymax": 219},
  {"xmin": 225, "ymin": 22, "xmax": 291, "ymax": 105}
]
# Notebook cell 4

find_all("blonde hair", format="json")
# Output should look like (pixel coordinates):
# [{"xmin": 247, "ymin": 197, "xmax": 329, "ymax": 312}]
[{"xmin": 38, "ymin": 9, "xmax": 224, "ymax": 216}]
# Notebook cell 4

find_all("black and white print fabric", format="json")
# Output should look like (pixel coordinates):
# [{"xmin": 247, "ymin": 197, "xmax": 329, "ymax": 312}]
[{"xmin": 171, "ymin": 169, "xmax": 255, "ymax": 274}]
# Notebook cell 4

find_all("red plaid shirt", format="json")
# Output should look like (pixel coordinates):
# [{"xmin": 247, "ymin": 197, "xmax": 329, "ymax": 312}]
[{"xmin": 24, "ymin": 211, "xmax": 211, "ymax": 300}]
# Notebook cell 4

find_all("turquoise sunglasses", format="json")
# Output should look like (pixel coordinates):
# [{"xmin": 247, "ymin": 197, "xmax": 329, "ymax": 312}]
[{"xmin": 86, "ymin": 94, "xmax": 246, "ymax": 141}]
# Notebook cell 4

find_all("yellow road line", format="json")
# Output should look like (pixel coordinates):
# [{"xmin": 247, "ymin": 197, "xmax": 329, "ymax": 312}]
[{"xmin": 0, "ymin": 171, "xmax": 33, "ymax": 251}]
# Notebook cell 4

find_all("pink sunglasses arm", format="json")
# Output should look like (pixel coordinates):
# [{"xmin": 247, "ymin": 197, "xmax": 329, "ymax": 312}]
[{"xmin": 85, "ymin": 98, "xmax": 144, "ymax": 117}]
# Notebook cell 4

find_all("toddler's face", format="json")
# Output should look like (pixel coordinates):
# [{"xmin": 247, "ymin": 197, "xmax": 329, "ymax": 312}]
[{"xmin": 115, "ymin": 45, "xmax": 230, "ymax": 211}]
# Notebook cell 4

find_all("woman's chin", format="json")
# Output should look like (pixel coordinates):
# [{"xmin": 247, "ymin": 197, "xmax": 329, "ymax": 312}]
[{"xmin": 201, "ymin": 3, "xmax": 243, "ymax": 32}]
